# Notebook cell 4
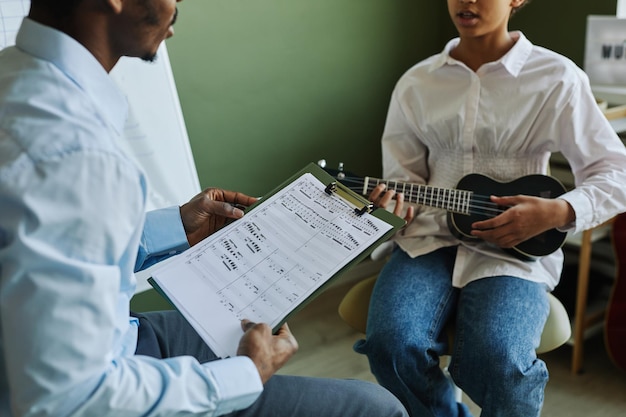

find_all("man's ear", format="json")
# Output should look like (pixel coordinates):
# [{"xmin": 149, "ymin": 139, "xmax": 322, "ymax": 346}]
[
  {"xmin": 103, "ymin": 0, "xmax": 123, "ymax": 14},
  {"xmin": 511, "ymin": 0, "xmax": 526, "ymax": 8}
]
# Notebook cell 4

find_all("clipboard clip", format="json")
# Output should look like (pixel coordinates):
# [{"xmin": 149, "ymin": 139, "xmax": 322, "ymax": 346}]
[{"xmin": 325, "ymin": 181, "xmax": 374, "ymax": 216}]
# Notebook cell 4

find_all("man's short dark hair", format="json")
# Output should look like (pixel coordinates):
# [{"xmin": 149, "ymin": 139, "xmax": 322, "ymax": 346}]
[{"xmin": 31, "ymin": 0, "xmax": 83, "ymax": 17}]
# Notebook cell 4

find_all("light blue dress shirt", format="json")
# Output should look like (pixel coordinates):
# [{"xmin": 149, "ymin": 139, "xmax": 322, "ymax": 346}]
[{"xmin": 0, "ymin": 18, "xmax": 262, "ymax": 417}]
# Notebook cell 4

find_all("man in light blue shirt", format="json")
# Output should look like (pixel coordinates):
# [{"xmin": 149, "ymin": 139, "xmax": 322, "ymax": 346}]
[{"xmin": 0, "ymin": 1, "xmax": 409, "ymax": 416}]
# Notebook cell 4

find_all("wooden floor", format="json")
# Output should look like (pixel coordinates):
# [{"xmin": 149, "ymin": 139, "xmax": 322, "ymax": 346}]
[{"xmin": 278, "ymin": 282, "xmax": 626, "ymax": 417}]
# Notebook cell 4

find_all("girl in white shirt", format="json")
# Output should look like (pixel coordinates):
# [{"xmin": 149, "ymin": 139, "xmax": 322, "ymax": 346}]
[{"xmin": 354, "ymin": 0, "xmax": 626, "ymax": 416}]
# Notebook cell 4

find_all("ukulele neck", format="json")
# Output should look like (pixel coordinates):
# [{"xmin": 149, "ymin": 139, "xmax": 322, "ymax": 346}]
[{"xmin": 363, "ymin": 177, "xmax": 472, "ymax": 215}]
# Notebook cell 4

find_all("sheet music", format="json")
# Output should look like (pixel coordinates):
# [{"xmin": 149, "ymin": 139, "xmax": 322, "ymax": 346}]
[
  {"xmin": 151, "ymin": 172, "xmax": 393, "ymax": 358},
  {"xmin": 0, "ymin": 0, "xmax": 28, "ymax": 50}
]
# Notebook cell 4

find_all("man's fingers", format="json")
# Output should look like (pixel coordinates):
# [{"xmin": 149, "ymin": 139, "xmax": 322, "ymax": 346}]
[{"xmin": 241, "ymin": 319, "xmax": 257, "ymax": 332}]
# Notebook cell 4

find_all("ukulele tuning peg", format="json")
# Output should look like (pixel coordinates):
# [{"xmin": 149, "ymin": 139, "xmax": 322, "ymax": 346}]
[
  {"xmin": 317, "ymin": 159, "xmax": 327, "ymax": 168},
  {"xmin": 337, "ymin": 162, "xmax": 345, "ymax": 180}
]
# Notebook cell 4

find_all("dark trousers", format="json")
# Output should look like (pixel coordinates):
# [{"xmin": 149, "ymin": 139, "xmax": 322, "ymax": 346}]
[{"xmin": 132, "ymin": 310, "xmax": 408, "ymax": 417}]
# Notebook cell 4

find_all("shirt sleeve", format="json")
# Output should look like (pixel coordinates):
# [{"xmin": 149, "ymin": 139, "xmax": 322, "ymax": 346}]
[
  {"xmin": 0, "ymin": 150, "xmax": 263, "ymax": 417},
  {"xmin": 135, "ymin": 206, "xmax": 190, "ymax": 272},
  {"xmin": 554, "ymin": 70, "xmax": 626, "ymax": 233}
]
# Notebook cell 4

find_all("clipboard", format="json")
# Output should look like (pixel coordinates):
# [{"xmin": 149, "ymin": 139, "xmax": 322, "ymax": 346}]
[{"xmin": 148, "ymin": 162, "xmax": 405, "ymax": 358}]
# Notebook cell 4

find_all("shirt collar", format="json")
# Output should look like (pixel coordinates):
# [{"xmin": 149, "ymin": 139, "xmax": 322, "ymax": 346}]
[
  {"xmin": 429, "ymin": 31, "xmax": 533, "ymax": 77},
  {"xmin": 15, "ymin": 18, "xmax": 128, "ymax": 135}
]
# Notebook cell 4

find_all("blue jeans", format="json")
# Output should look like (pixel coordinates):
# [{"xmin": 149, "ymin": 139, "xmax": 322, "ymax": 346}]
[
  {"xmin": 133, "ymin": 310, "xmax": 409, "ymax": 417},
  {"xmin": 354, "ymin": 247, "xmax": 549, "ymax": 417}
]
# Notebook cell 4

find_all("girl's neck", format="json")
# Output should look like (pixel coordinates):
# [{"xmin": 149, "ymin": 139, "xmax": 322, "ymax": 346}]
[{"xmin": 451, "ymin": 31, "xmax": 518, "ymax": 72}]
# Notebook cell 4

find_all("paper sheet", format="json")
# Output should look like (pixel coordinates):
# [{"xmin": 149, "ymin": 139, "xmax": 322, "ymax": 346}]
[{"xmin": 151, "ymin": 172, "xmax": 393, "ymax": 358}]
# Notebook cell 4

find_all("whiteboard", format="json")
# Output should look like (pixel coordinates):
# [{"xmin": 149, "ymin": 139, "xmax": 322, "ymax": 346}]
[
  {"xmin": 111, "ymin": 46, "xmax": 201, "ymax": 293},
  {"xmin": 111, "ymin": 46, "xmax": 201, "ymax": 210},
  {"xmin": 1, "ymin": 1, "xmax": 201, "ymax": 292}
]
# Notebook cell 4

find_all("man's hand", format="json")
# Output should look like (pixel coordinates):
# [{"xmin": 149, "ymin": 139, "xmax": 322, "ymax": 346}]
[
  {"xmin": 236, "ymin": 319, "xmax": 298, "ymax": 384},
  {"xmin": 368, "ymin": 183, "xmax": 415, "ymax": 224},
  {"xmin": 180, "ymin": 188, "xmax": 257, "ymax": 246},
  {"xmin": 470, "ymin": 195, "xmax": 575, "ymax": 248}
]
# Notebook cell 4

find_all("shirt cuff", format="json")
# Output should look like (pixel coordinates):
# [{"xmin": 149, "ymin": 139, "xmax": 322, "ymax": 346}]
[
  {"xmin": 207, "ymin": 356, "xmax": 263, "ymax": 415},
  {"xmin": 144, "ymin": 206, "xmax": 190, "ymax": 256},
  {"xmin": 557, "ymin": 193, "xmax": 593, "ymax": 234}
]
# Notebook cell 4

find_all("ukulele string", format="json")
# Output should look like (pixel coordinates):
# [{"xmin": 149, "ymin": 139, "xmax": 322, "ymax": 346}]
[{"xmin": 337, "ymin": 176, "xmax": 506, "ymax": 218}]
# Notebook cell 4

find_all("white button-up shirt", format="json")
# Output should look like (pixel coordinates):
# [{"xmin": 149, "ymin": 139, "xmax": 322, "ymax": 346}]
[{"xmin": 382, "ymin": 32, "xmax": 626, "ymax": 290}]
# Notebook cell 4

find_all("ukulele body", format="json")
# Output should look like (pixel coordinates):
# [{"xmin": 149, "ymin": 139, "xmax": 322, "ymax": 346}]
[{"xmin": 447, "ymin": 173, "xmax": 567, "ymax": 261}]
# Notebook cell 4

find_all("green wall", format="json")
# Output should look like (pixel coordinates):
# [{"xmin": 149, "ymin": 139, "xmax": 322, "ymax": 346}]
[{"xmin": 166, "ymin": 0, "xmax": 447, "ymax": 197}]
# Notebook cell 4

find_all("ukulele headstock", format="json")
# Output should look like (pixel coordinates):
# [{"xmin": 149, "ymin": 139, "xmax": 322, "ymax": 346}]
[{"xmin": 317, "ymin": 159, "xmax": 346, "ymax": 180}]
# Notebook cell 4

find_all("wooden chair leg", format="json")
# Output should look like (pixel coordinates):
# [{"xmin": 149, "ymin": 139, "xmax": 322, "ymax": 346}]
[{"xmin": 572, "ymin": 229, "xmax": 592, "ymax": 374}]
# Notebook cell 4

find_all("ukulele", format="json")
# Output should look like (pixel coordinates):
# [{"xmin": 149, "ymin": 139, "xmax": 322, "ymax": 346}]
[
  {"xmin": 321, "ymin": 162, "xmax": 567, "ymax": 261},
  {"xmin": 605, "ymin": 212, "xmax": 626, "ymax": 372}
]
